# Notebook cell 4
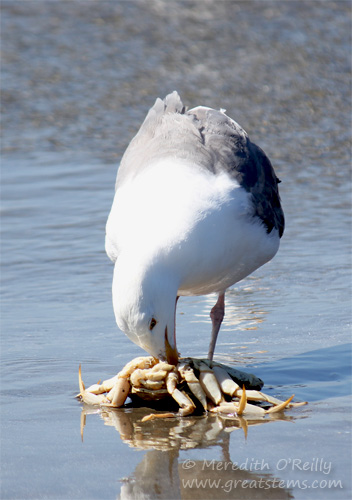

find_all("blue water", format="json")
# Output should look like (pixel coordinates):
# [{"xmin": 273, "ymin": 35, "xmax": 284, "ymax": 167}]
[{"xmin": 1, "ymin": 1, "xmax": 351, "ymax": 499}]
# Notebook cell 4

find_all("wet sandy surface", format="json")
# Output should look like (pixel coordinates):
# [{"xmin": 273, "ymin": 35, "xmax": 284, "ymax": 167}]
[{"xmin": 1, "ymin": 1, "xmax": 351, "ymax": 499}]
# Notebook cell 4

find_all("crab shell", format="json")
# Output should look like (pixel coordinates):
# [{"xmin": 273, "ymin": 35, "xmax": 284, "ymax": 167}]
[{"xmin": 77, "ymin": 356, "xmax": 307, "ymax": 420}]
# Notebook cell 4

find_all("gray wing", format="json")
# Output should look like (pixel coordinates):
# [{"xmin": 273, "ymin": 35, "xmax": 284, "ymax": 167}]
[
  {"xmin": 187, "ymin": 104, "xmax": 284, "ymax": 237},
  {"xmin": 115, "ymin": 91, "xmax": 211, "ymax": 186},
  {"xmin": 116, "ymin": 91, "xmax": 284, "ymax": 237}
]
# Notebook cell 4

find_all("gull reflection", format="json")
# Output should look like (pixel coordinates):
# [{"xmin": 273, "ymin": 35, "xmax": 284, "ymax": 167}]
[
  {"xmin": 80, "ymin": 406, "xmax": 300, "ymax": 499},
  {"xmin": 119, "ymin": 450, "xmax": 294, "ymax": 500}
]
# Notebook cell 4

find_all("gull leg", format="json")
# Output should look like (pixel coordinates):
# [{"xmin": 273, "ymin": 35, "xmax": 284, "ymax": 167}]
[{"xmin": 208, "ymin": 292, "xmax": 225, "ymax": 361}]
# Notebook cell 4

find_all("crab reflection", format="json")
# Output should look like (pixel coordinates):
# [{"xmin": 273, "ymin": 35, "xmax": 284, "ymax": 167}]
[
  {"xmin": 80, "ymin": 403, "xmax": 299, "ymax": 447},
  {"xmin": 80, "ymin": 406, "xmax": 301, "ymax": 499}
]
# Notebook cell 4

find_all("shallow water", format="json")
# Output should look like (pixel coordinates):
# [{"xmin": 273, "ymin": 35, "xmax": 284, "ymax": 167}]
[{"xmin": 1, "ymin": 1, "xmax": 351, "ymax": 499}]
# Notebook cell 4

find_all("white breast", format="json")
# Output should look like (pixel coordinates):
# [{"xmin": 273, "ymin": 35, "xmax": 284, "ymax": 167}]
[{"xmin": 106, "ymin": 160, "xmax": 280, "ymax": 295}]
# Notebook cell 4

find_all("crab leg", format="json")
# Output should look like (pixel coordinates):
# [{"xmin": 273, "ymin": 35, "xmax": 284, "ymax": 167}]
[
  {"xmin": 235, "ymin": 389, "xmax": 306, "ymax": 408},
  {"xmin": 211, "ymin": 401, "xmax": 266, "ymax": 417},
  {"xmin": 105, "ymin": 377, "xmax": 131, "ymax": 407},
  {"xmin": 101, "ymin": 357, "xmax": 163, "ymax": 408},
  {"xmin": 78, "ymin": 365, "xmax": 110, "ymax": 405},
  {"xmin": 237, "ymin": 385, "xmax": 247, "ymax": 415},
  {"xmin": 210, "ymin": 386, "xmax": 296, "ymax": 418},
  {"xmin": 130, "ymin": 368, "xmax": 169, "ymax": 389},
  {"xmin": 150, "ymin": 362, "xmax": 175, "ymax": 373},
  {"xmin": 195, "ymin": 361, "xmax": 223, "ymax": 405},
  {"xmin": 211, "ymin": 361, "xmax": 264, "ymax": 391},
  {"xmin": 166, "ymin": 370, "xmax": 195, "ymax": 416},
  {"xmin": 211, "ymin": 365, "xmax": 307, "ymax": 410},
  {"xmin": 212, "ymin": 365, "xmax": 240, "ymax": 397},
  {"xmin": 173, "ymin": 390, "xmax": 196, "ymax": 416},
  {"xmin": 178, "ymin": 362, "xmax": 208, "ymax": 411},
  {"xmin": 141, "ymin": 412, "xmax": 176, "ymax": 422},
  {"xmin": 118, "ymin": 356, "xmax": 158, "ymax": 378},
  {"xmin": 84, "ymin": 374, "xmax": 119, "ymax": 395},
  {"xmin": 265, "ymin": 394, "xmax": 295, "ymax": 414}
]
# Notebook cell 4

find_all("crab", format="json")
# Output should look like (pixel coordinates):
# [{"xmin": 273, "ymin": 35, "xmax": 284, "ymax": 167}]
[{"xmin": 77, "ymin": 356, "xmax": 307, "ymax": 420}]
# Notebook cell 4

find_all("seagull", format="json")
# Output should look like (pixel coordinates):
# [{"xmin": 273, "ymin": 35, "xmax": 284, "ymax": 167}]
[{"xmin": 106, "ymin": 91, "xmax": 284, "ymax": 365}]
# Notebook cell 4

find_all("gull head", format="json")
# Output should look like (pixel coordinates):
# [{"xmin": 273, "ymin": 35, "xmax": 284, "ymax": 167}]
[{"xmin": 112, "ymin": 259, "xmax": 179, "ymax": 365}]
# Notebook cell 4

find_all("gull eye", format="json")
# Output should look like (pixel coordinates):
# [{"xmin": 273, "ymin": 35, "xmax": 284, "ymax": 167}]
[{"xmin": 149, "ymin": 318, "xmax": 157, "ymax": 331}]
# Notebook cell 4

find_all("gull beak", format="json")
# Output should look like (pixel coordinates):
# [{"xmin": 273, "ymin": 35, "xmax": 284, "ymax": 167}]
[{"xmin": 165, "ymin": 326, "xmax": 178, "ymax": 365}]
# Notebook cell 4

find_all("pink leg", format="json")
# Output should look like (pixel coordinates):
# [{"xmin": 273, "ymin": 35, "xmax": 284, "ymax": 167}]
[{"xmin": 208, "ymin": 293, "xmax": 225, "ymax": 361}]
